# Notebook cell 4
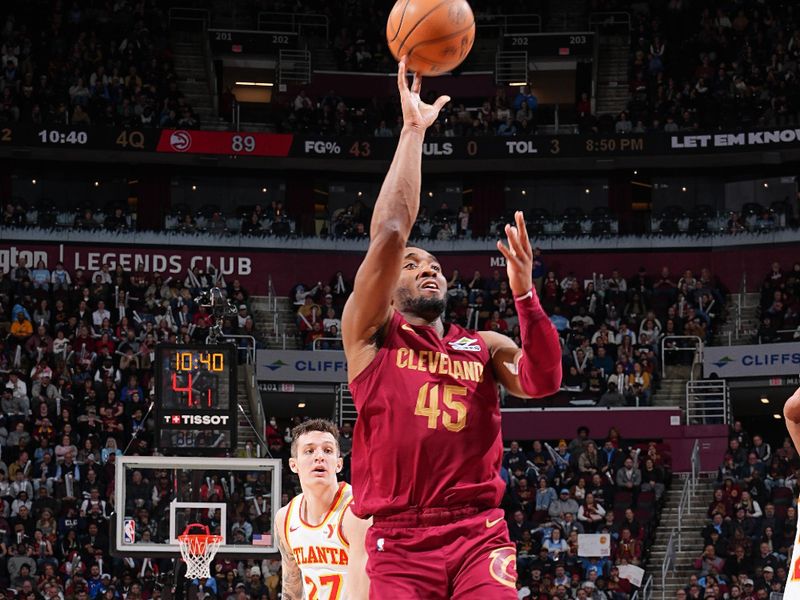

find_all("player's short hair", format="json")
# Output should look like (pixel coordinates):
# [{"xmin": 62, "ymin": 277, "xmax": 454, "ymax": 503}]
[{"xmin": 290, "ymin": 419, "xmax": 340, "ymax": 458}]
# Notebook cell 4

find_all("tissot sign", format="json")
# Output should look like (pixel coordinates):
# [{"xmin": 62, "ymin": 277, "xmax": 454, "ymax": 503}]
[{"xmin": 704, "ymin": 343, "xmax": 800, "ymax": 378}]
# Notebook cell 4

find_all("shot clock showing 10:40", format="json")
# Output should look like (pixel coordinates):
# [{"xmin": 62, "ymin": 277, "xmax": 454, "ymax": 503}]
[{"xmin": 153, "ymin": 343, "xmax": 238, "ymax": 454}]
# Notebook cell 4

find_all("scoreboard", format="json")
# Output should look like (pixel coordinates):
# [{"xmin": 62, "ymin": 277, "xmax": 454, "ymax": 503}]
[{"xmin": 154, "ymin": 343, "xmax": 237, "ymax": 454}]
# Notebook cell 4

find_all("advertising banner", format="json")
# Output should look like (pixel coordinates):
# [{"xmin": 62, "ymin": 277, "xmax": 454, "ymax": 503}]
[
  {"xmin": 256, "ymin": 350, "xmax": 347, "ymax": 382},
  {"xmin": 704, "ymin": 343, "xmax": 800, "ymax": 378}
]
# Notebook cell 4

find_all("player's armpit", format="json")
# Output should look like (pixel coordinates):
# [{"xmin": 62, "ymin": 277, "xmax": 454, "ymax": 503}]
[
  {"xmin": 275, "ymin": 510, "xmax": 303, "ymax": 600},
  {"xmin": 342, "ymin": 507, "xmax": 372, "ymax": 600}
]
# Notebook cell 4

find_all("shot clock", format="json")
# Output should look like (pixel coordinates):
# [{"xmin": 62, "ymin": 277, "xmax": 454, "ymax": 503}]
[{"xmin": 153, "ymin": 344, "xmax": 237, "ymax": 455}]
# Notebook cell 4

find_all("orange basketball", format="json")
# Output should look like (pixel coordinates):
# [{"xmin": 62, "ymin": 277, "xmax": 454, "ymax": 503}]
[{"xmin": 386, "ymin": 0, "xmax": 476, "ymax": 77}]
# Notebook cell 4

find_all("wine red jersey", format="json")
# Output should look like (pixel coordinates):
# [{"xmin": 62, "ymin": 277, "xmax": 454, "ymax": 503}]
[{"xmin": 349, "ymin": 310, "xmax": 505, "ymax": 518}]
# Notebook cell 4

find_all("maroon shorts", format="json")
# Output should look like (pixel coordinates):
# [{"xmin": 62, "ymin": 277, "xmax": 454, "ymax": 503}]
[{"xmin": 366, "ymin": 506, "xmax": 517, "ymax": 600}]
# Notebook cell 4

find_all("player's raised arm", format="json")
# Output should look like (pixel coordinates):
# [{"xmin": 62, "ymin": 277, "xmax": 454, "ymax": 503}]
[
  {"xmin": 342, "ymin": 58, "xmax": 449, "ymax": 381},
  {"xmin": 784, "ymin": 387, "xmax": 800, "ymax": 449},
  {"xmin": 274, "ymin": 507, "xmax": 303, "ymax": 600},
  {"xmin": 479, "ymin": 211, "xmax": 562, "ymax": 398}
]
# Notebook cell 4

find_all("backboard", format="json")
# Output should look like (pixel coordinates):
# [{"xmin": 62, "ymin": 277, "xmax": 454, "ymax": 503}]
[{"xmin": 113, "ymin": 456, "xmax": 281, "ymax": 558}]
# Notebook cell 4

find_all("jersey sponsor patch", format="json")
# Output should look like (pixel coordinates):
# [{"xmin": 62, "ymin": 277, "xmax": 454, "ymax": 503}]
[{"xmin": 449, "ymin": 336, "xmax": 481, "ymax": 352}]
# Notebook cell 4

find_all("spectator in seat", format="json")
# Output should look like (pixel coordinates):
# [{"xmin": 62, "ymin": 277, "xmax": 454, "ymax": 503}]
[
  {"xmin": 613, "ymin": 527, "xmax": 642, "ymax": 565},
  {"xmin": 542, "ymin": 527, "xmax": 569, "ymax": 561},
  {"xmin": 694, "ymin": 544, "xmax": 726, "ymax": 576},
  {"xmin": 751, "ymin": 435, "xmax": 771, "ymax": 464},
  {"xmin": 577, "ymin": 493, "xmax": 606, "ymax": 533},
  {"xmin": 598, "ymin": 382, "xmax": 624, "ymax": 407},
  {"xmin": 616, "ymin": 456, "xmax": 641, "ymax": 492},
  {"xmin": 548, "ymin": 488, "xmax": 579, "ymax": 529}
]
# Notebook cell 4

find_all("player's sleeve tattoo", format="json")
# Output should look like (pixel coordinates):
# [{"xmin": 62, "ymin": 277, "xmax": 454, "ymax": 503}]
[{"xmin": 278, "ymin": 531, "xmax": 303, "ymax": 600}]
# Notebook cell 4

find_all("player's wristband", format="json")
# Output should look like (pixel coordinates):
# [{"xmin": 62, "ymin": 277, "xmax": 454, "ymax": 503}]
[{"xmin": 514, "ymin": 287, "xmax": 547, "ymax": 321}]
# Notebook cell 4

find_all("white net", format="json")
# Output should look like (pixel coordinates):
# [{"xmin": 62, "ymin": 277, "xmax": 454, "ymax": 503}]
[{"xmin": 177, "ymin": 534, "xmax": 223, "ymax": 579}]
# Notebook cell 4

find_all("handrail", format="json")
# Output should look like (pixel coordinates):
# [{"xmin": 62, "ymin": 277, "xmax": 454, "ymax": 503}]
[
  {"xmin": 640, "ymin": 574, "xmax": 653, "ymax": 600},
  {"xmin": 201, "ymin": 19, "xmax": 219, "ymax": 120},
  {"xmin": 686, "ymin": 380, "xmax": 729, "ymax": 425},
  {"xmin": 215, "ymin": 334, "xmax": 257, "ymax": 365},
  {"xmin": 311, "ymin": 337, "xmax": 343, "ymax": 351},
  {"xmin": 661, "ymin": 530, "xmax": 676, "ymax": 600},
  {"xmin": 676, "ymin": 477, "xmax": 690, "ymax": 552},
  {"xmin": 256, "ymin": 12, "xmax": 329, "ymax": 39},
  {"xmin": 589, "ymin": 11, "xmax": 632, "ymax": 31},
  {"xmin": 167, "ymin": 7, "xmax": 210, "ymax": 25},
  {"xmin": 690, "ymin": 439, "xmax": 701, "ymax": 497},
  {"xmin": 660, "ymin": 335, "xmax": 703, "ymax": 379}
]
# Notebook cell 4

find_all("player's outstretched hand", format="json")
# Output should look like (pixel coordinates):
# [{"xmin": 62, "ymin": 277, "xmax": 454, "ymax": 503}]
[
  {"xmin": 398, "ymin": 56, "xmax": 450, "ymax": 132},
  {"xmin": 496, "ymin": 211, "xmax": 534, "ymax": 297},
  {"xmin": 784, "ymin": 387, "xmax": 800, "ymax": 423}
]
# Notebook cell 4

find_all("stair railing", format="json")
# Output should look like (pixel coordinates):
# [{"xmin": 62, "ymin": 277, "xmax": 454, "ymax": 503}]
[
  {"xmin": 661, "ymin": 531, "xmax": 676, "ymax": 600},
  {"xmin": 686, "ymin": 379, "xmax": 729, "ymax": 425},
  {"xmin": 660, "ymin": 335, "xmax": 703, "ymax": 380}
]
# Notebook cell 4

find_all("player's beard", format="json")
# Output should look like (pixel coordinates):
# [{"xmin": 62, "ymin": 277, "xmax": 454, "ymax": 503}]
[{"xmin": 398, "ymin": 289, "xmax": 446, "ymax": 322}]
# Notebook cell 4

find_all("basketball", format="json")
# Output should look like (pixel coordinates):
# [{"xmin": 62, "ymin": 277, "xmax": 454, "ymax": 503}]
[{"xmin": 386, "ymin": 0, "xmax": 476, "ymax": 76}]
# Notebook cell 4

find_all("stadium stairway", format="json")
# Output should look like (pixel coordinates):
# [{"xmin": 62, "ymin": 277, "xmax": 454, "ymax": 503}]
[
  {"xmin": 712, "ymin": 291, "xmax": 760, "ymax": 346},
  {"xmin": 649, "ymin": 473, "xmax": 716, "ymax": 598},
  {"xmin": 595, "ymin": 34, "xmax": 629, "ymax": 116},
  {"xmin": 250, "ymin": 296, "xmax": 303, "ymax": 350},
  {"xmin": 171, "ymin": 32, "xmax": 231, "ymax": 131},
  {"xmin": 236, "ymin": 364, "xmax": 260, "ymax": 450},
  {"xmin": 652, "ymin": 378, "xmax": 688, "ymax": 412}
]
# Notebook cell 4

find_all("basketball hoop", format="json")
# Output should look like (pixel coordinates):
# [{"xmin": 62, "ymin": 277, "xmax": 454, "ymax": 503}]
[{"xmin": 177, "ymin": 524, "xmax": 224, "ymax": 579}]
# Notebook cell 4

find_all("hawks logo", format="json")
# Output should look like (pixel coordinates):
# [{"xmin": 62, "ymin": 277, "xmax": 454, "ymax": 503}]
[
  {"xmin": 449, "ymin": 336, "xmax": 481, "ymax": 352},
  {"xmin": 488, "ymin": 546, "xmax": 517, "ymax": 588}
]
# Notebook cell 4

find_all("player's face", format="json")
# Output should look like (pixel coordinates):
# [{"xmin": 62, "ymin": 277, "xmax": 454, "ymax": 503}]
[
  {"xmin": 289, "ymin": 431, "xmax": 342, "ymax": 489},
  {"xmin": 395, "ymin": 248, "xmax": 448, "ymax": 321}
]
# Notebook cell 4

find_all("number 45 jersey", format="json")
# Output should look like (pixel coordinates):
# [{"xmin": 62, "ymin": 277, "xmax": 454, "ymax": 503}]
[{"xmin": 349, "ymin": 310, "xmax": 505, "ymax": 519}]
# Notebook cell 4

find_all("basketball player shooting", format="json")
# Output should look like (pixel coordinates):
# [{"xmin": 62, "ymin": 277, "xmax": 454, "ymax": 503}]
[
  {"xmin": 782, "ymin": 387, "xmax": 800, "ymax": 594},
  {"xmin": 341, "ymin": 57, "xmax": 563, "ymax": 599},
  {"xmin": 275, "ymin": 419, "xmax": 371, "ymax": 600}
]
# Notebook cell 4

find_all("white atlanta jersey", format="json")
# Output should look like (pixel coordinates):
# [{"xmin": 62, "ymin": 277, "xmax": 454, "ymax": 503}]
[{"xmin": 284, "ymin": 482, "xmax": 352, "ymax": 600}]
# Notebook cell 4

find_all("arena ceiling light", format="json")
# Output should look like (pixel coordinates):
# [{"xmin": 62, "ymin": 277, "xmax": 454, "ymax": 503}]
[
  {"xmin": 761, "ymin": 396, "xmax": 769, "ymax": 404},
  {"xmin": 297, "ymin": 403, "xmax": 306, "ymax": 408},
  {"xmin": 508, "ymin": 82, "xmax": 527, "ymax": 86},
  {"xmin": 773, "ymin": 413, "xmax": 782, "ymax": 420},
  {"xmin": 234, "ymin": 81, "xmax": 273, "ymax": 87}
]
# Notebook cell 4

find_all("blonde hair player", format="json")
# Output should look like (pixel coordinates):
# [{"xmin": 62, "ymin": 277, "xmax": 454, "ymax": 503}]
[
  {"xmin": 783, "ymin": 387, "xmax": 800, "ymax": 596},
  {"xmin": 275, "ymin": 419, "xmax": 370, "ymax": 600}
]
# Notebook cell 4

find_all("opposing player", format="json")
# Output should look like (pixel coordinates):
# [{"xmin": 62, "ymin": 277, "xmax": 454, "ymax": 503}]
[
  {"xmin": 341, "ymin": 57, "xmax": 563, "ymax": 599},
  {"xmin": 275, "ymin": 419, "xmax": 370, "ymax": 600},
  {"xmin": 782, "ymin": 387, "xmax": 800, "ymax": 594}
]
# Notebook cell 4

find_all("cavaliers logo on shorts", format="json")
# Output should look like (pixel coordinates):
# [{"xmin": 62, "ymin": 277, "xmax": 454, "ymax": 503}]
[{"xmin": 488, "ymin": 546, "xmax": 517, "ymax": 588}]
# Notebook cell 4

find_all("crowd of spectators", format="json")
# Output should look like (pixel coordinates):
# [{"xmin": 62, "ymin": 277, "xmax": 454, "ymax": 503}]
[
  {"xmin": 0, "ymin": 1, "xmax": 199, "ymax": 128},
  {"xmin": 677, "ymin": 421, "xmax": 797, "ymax": 599},
  {"xmin": 594, "ymin": 1, "xmax": 800, "ymax": 134},
  {"xmin": 503, "ymin": 427, "xmax": 672, "ymax": 599},
  {"xmin": 756, "ymin": 261, "xmax": 800, "ymax": 343},
  {"xmin": 282, "ymin": 86, "xmax": 540, "ymax": 137},
  {"xmin": 292, "ymin": 256, "xmax": 728, "ymax": 406},
  {"xmin": 0, "ymin": 254, "xmax": 284, "ymax": 598},
  {"xmin": 166, "ymin": 202, "xmax": 295, "ymax": 238}
]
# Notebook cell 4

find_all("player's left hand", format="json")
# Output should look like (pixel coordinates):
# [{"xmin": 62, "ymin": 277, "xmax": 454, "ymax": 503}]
[
  {"xmin": 496, "ymin": 211, "xmax": 533, "ymax": 297},
  {"xmin": 398, "ymin": 56, "xmax": 450, "ymax": 132}
]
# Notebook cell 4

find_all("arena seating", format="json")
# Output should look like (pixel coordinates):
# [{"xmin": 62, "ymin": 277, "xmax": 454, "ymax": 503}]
[
  {"xmin": 756, "ymin": 261, "xmax": 800, "ymax": 343},
  {"xmin": 679, "ymin": 425, "xmax": 794, "ymax": 598},
  {"xmin": 0, "ymin": 2, "xmax": 199, "ymax": 128}
]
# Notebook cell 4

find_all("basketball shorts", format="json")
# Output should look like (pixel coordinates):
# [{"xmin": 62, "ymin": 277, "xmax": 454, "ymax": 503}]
[{"xmin": 365, "ymin": 506, "xmax": 517, "ymax": 600}]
